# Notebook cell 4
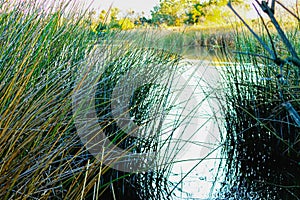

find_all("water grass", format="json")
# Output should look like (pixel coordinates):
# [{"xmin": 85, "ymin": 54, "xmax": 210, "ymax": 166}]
[
  {"xmin": 0, "ymin": 1, "xmax": 97, "ymax": 198},
  {"xmin": 121, "ymin": 27, "xmax": 236, "ymax": 59},
  {"xmin": 0, "ymin": 0, "xmax": 210, "ymax": 199},
  {"xmin": 219, "ymin": 1, "xmax": 300, "ymax": 199}
]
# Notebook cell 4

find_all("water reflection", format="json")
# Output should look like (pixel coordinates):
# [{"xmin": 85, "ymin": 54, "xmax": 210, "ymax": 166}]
[
  {"xmin": 180, "ymin": 46, "xmax": 224, "ymax": 61},
  {"xmin": 168, "ymin": 47, "xmax": 226, "ymax": 199}
]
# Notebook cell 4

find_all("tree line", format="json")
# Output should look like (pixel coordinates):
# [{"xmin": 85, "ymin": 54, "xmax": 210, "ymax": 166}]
[{"xmin": 91, "ymin": 0, "xmax": 246, "ymax": 32}]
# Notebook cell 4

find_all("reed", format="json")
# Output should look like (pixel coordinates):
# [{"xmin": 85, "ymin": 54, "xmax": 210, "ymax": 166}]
[
  {"xmin": 219, "ymin": 1, "xmax": 300, "ymax": 199},
  {"xmin": 0, "ymin": 1, "xmax": 189, "ymax": 199}
]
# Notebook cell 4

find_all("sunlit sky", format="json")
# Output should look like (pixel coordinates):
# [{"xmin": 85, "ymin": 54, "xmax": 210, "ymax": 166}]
[
  {"xmin": 79, "ymin": 0, "xmax": 297, "ymax": 18},
  {"xmin": 80, "ymin": 0, "xmax": 160, "ymax": 16}
]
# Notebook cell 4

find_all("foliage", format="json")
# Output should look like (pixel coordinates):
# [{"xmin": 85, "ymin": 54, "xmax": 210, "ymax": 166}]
[
  {"xmin": 151, "ymin": 0, "xmax": 246, "ymax": 26},
  {"xmin": 89, "ymin": 0, "xmax": 249, "ymax": 30},
  {"xmin": 94, "ymin": 7, "xmax": 121, "ymax": 34},
  {"xmin": 150, "ymin": 0, "xmax": 188, "ymax": 26},
  {"xmin": 118, "ymin": 18, "xmax": 135, "ymax": 30}
]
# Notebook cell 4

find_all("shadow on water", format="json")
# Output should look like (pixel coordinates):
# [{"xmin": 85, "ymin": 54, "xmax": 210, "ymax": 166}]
[{"xmin": 219, "ymin": 62, "xmax": 300, "ymax": 200}]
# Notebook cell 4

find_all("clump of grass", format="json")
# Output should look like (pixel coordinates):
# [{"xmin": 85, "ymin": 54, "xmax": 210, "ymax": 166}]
[
  {"xmin": 182, "ymin": 29, "xmax": 236, "ymax": 49},
  {"xmin": 0, "ymin": 0, "xmax": 195, "ymax": 199},
  {"xmin": 219, "ymin": 1, "xmax": 300, "ymax": 199},
  {"xmin": 0, "ymin": 0, "xmax": 94, "ymax": 198},
  {"xmin": 87, "ymin": 39, "xmax": 182, "ymax": 199}
]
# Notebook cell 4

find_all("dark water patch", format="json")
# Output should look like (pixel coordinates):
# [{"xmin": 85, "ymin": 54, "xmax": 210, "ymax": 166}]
[{"xmin": 220, "ymin": 64, "xmax": 300, "ymax": 199}]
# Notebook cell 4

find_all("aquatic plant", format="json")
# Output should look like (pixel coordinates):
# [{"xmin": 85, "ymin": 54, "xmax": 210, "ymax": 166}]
[
  {"xmin": 0, "ymin": 1, "xmax": 187, "ymax": 199},
  {"xmin": 220, "ymin": 1, "xmax": 300, "ymax": 199}
]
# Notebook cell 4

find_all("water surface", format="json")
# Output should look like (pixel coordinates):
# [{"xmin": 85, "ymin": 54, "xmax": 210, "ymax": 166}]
[{"xmin": 168, "ymin": 47, "xmax": 227, "ymax": 199}]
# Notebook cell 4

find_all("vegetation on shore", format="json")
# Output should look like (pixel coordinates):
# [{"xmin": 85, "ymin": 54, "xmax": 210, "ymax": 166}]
[{"xmin": 91, "ymin": 0, "xmax": 248, "ymax": 31}]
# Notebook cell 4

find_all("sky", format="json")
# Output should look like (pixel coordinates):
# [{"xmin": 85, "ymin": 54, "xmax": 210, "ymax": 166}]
[
  {"xmin": 81, "ymin": 0, "xmax": 160, "ymax": 17},
  {"xmin": 79, "ymin": 0, "xmax": 297, "ymax": 19}
]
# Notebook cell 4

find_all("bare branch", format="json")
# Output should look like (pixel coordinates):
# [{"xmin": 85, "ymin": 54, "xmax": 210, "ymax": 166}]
[
  {"xmin": 227, "ymin": 1, "xmax": 275, "ymax": 58},
  {"xmin": 271, "ymin": 0, "xmax": 276, "ymax": 14},
  {"xmin": 276, "ymin": 0, "xmax": 300, "ymax": 21},
  {"xmin": 258, "ymin": 1, "xmax": 300, "ymax": 60},
  {"xmin": 253, "ymin": 3, "xmax": 278, "ymax": 59}
]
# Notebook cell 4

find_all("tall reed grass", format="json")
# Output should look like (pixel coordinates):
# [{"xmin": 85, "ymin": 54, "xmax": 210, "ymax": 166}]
[
  {"xmin": 219, "ymin": 1, "xmax": 300, "ymax": 199},
  {"xmin": 0, "ymin": 1, "xmax": 192, "ymax": 199}
]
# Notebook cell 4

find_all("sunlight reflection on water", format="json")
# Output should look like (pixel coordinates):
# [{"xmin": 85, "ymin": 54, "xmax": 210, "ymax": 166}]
[{"xmin": 167, "ymin": 58, "xmax": 226, "ymax": 199}]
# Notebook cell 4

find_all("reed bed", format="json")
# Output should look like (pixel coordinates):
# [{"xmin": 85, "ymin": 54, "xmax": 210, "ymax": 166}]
[
  {"xmin": 5, "ymin": 0, "xmax": 300, "ymax": 199},
  {"xmin": 219, "ymin": 1, "xmax": 300, "ymax": 199},
  {"xmin": 123, "ymin": 27, "xmax": 236, "ymax": 58},
  {"xmin": 0, "ymin": 1, "xmax": 196, "ymax": 199}
]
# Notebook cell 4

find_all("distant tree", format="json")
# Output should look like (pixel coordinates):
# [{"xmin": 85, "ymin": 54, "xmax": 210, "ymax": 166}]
[
  {"xmin": 185, "ymin": 0, "xmax": 245, "ymax": 25},
  {"xmin": 150, "ymin": 0, "xmax": 187, "ymax": 26},
  {"xmin": 118, "ymin": 18, "xmax": 135, "ymax": 30},
  {"xmin": 94, "ymin": 7, "xmax": 121, "ymax": 36},
  {"xmin": 134, "ymin": 17, "xmax": 150, "ymax": 26},
  {"xmin": 185, "ymin": 3, "xmax": 206, "ymax": 24},
  {"xmin": 110, "ymin": 7, "xmax": 120, "ymax": 22},
  {"xmin": 98, "ymin": 10, "xmax": 107, "ymax": 23},
  {"xmin": 151, "ymin": 0, "xmax": 245, "ymax": 26}
]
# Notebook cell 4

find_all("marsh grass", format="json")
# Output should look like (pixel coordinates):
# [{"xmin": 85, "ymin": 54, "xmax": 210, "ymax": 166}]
[
  {"xmin": 0, "ymin": 0, "xmax": 207, "ymax": 199},
  {"xmin": 123, "ymin": 27, "xmax": 236, "ymax": 59},
  {"xmin": 0, "ymin": 1, "xmax": 98, "ymax": 198},
  {"xmin": 220, "ymin": 1, "xmax": 300, "ymax": 199}
]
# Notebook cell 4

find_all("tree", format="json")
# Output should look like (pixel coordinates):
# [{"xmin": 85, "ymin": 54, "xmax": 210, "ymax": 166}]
[
  {"xmin": 150, "ymin": 0, "xmax": 246, "ymax": 26},
  {"xmin": 151, "ymin": 0, "xmax": 188, "ymax": 26},
  {"xmin": 185, "ymin": 0, "xmax": 246, "ymax": 25},
  {"xmin": 118, "ymin": 18, "xmax": 135, "ymax": 30},
  {"xmin": 185, "ymin": 3, "xmax": 206, "ymax": 24}
]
